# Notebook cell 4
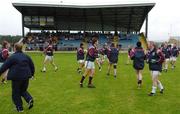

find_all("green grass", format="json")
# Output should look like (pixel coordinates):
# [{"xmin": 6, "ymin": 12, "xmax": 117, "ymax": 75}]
[{"xmin": 0, "ymin": 53, "xmax": 180, "ymax": 114}]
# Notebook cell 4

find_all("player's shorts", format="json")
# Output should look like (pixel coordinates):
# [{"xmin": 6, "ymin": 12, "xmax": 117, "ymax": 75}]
[
  {"xmin": 78, "ymin": 60, "xmax": 85, "ymax": 64},
  {"xmin": 85, "ymin": 61, "xmax": 95, "ymax": 69},
  {"xmin": 109, "ymin": 62, "xmax": 117, "ymax": 65},
  {"xmin": 170, "ymin": 57, "xmax": 177, "ymax": 61},
  {"xmin": 96, "ymin": 57, "xmax": 101, "ymax": 61},
  {"xmin": 151, "ymin": 71, "xmax": 160, "ymax": 78},
  {"xmin": 104, "ymin": 55, "xmax": 107, "ymax": 59},
  {"xmin": 45, "ymin": 55, "xmax": 53, "ymax": 61},
  {"xmin": 165, "ymin": 58, "xmax": 170, "ymax": 62}
]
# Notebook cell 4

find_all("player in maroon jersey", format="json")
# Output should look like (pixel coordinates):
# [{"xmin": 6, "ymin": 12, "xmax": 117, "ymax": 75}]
[
  {"xmin": 77, "ymin": 43, "xmax": 85, "ymax": 74},
  {"xmin": 41, "ymin": 40, "xmax": 58, "ymax": 72},
  {"xmin": 80, "ymin": 37, "xmax": 99, "ymax": 88},
  {"xmin": 0, "ymin": 41, "xmax": 10, "ymax": 84}
]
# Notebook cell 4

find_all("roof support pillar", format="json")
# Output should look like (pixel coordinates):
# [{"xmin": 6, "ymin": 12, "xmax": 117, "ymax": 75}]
[
  {"xmin": 145, "ymin": 14, "xmax": 148, "ymax": 38},
  {"xmin": 22, "ymin": 14, "xmax": 25, "ymax": 37},
  {"xmin": 141, "ymin": 6, "xmax": 148, "ymax": 38}
]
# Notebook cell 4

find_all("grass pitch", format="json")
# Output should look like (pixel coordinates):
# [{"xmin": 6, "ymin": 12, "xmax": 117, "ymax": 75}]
[{"xmin": 0, "ymin": 53, "xmax": 180, "ymax": 114}]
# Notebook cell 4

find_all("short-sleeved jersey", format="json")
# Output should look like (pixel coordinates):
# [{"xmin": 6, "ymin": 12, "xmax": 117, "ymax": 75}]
[
  {"xmin": 171, "ymin": 46, "xmax": 179, "ymax": 57},
  {"xmin": 77, "ymin": 47, "xmax": 85, "ymax": 60},
  {"xmin": 86, "ymin": 45, "xmax": 98, "ymax": 62},
  {"xmin": 44, "ymin": 45, "xmax": 53, "ymax": 56},
  {"xmin": 147, "ymin": 49, "xmax": 165, "ymax": 71},
  {"xmin": 108, "ymin": 47, "xmax": 119, "ymax": 63},
  {"xmin": 0, "ymin": 48, "xmax": 9, "ymax": 62},
  {"xmin": 130, "ymin": 47, "xmax": 145, "ymax": 70},
  {"xmin": 162, "ymin": 47, "xmax": 171, "ymax": 58}
]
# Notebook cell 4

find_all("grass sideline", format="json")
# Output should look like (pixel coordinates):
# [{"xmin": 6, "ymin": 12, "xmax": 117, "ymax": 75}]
[{"xmin": 0, "ymin": 53, "xmax": 180, "ymax": 114}]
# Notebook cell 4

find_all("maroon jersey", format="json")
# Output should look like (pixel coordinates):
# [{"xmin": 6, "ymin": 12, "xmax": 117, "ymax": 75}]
[
  {"xmin": 86, "ymin": 45, "xmax": 98, "ymax": 62},
  {"xmin": 44, "ymin": 45, "xmax": 53, "ymax": 56},
  {"xmin": 0, "ymin": 48, "xmax": 9, "ymax": 62},
  {"xmin": 77, "ymin": 47, "xmax": 85, "ymax": 60}
]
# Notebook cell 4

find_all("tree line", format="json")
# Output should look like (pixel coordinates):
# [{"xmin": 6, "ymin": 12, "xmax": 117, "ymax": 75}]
[{"xmin": 0, "ymin": 35, "xmax": 22, "ymax": 44}]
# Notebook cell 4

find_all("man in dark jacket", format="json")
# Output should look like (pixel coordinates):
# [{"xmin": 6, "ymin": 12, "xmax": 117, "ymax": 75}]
[
  {"xmin": 0, "ymin": 43, "xmax": 35, "ymax": 112},
  {"xmin": 130, "ymin": 41, "xmax": 146, "ymax": 88},
  {"xmin": 107, "ymin": 43, "xmax": 119, "ymax": 78}
]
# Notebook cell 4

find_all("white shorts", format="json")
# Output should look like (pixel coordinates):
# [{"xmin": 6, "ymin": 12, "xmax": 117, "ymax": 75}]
[
  {"xmin": 151, "ymin": 71, "xmax": 160, "ymax": 78},
  {"xmin": 104, "ymin": 55, "xmax": 107, "ymax": 59},
  {"xmin": 78, "ymin": 60, "xmax": 85, "ymax": 64},
  {"xmin": 165, "ymin": 58, "xmax": 170, "ymax": 62},
  {"xmin": 45, "ymin": 55, "xmax": 53, "ymax": 61},
  {"xmin": 170, "ymin": 57, "xmax": 177, "ymax": 61},
  {"xmin": 109, "ymin": 62, "xmax": 117, "ymax": 65},
  {"xmin": 96, "ymin": 58, "xmax": 101, "ymax": 61},
  {"xmin": 85, "ymin": 61, "xmax": 95, "ymax": 69}
]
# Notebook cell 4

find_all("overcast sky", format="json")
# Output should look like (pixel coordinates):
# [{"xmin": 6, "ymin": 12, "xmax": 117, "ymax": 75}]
[{"xmin": 0, "ymin": 0, "xmax": 180, "ymax": 41}]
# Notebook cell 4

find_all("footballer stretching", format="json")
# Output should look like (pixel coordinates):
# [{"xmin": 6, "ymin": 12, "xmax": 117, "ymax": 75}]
[
  {"xmin": 80, "ymin": 37, "xmax": 99, "ymax": 88},
  {"xmin": 41, "ymin": 40, "xmax": 58, "ymax": 72}
]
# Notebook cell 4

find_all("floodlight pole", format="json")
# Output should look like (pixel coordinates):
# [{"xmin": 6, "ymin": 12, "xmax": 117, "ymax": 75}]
[
  {"xmin": 22, "ymin": 15, "xmax": 25, "ymax": 37},
  {"xmin": 145, "ymin": 14, "xmax": 148, "ymax": 38}
]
